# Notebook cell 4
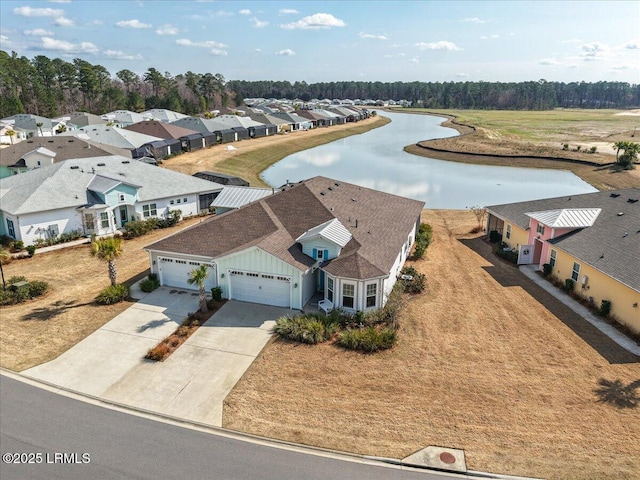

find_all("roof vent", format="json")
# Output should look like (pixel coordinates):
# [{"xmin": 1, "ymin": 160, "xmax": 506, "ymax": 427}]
[
  {"xmin": 68, "ymin": 139, "xmax": 74, "ymax": 142},
  {"xmin": 610, "ymin": 193, "xmax": 620, "ymax": 198},
  {"xmin": 320, "ymin": 191, "xmax": 326, "ymax": 196},
  {"xmin": 47, "ymin": 140, "xmax": 53, "ymax": 143},
  {"xmin": 334, "ymin": 182, "xmax": 340, "ymax": 186},
  {"xmin": 351, "ymin": 198, "xmax": 356, "ymax": 202},
  {"xmin": 627, "ymin": 198, "xmax": 638, "ymax": 203},
  {"xmin": 70, "ymin": 165, "xmax": 79, "ymax": 169},
  {"xmin": 97, "ymin": 163, "xmax": 106, "ymax": 166},
  {"xmin": 328, "ymin": 187, "xmax": 333, "ymax": 191},
  {"xmin": 617, "ymin": 212, "xmax": 624, "ymax": 216},
  {"xmin": 122, "ymin": 160, "xmax": 130, "ymax": 164}
]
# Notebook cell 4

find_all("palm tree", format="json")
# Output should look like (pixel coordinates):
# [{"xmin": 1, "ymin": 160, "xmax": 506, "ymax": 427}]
[
  {"xmin": 6, "ymin": 129, "xmax": 15, "ymax": 145},
  {"xmin": 187, "ymin": 264, "xmax": 209, "ymax": 313},
  {"xmin": 36, "ymin": 122, "xmax": 44, "ymax": 137},
  {"xmin": 90, "ymin": 236, "xmax": 123, "ymax": 286}
]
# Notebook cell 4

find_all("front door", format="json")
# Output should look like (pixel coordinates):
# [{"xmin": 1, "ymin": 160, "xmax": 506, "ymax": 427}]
[
  {"xmin": 119, "ymin": 206, "xmax": 128, "ymax": 226},
  {"xmin": 84, "ymin": 213, "xmax": 95, "ymax": 235}
]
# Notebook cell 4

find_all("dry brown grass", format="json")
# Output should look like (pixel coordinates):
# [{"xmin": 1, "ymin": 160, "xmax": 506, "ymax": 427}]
[
  {"xmin": 224, "ymin": 209, "xmax": 640, "ymax": 480},
  {"xmin": 0, "ymin": 217, "xmax": 203, "ymax": 371}
]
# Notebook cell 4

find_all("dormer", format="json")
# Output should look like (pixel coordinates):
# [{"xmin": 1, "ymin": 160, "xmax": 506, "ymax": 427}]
[
  {"xmin": 86, "ymin": 173, "xmax": 141, "ymax": 206},
  {"xmin": 295, "ymin": 218, "xmax": 352, "ymax": 261}
]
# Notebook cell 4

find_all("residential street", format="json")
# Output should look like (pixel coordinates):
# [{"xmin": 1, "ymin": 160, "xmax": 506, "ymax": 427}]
[{"xmin": 0, "ymin": 375, "xmax": 468, "ymax": 480}]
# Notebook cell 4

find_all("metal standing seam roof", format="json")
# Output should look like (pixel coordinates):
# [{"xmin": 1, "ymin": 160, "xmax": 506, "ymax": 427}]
[
  {"xmin": 487, "ymin": 188, "xmax": 640, "ymax": 293},
  {"xmin": 211, "ymin": 186, "xmax": 274, "ymax": 209},
  {"xmin": 295, "ymin": 218, "xmax": 353, "ymax": 248},
  {"xmin": 525, "ymin": 208, "xmax": 602, "ymax": 228}
]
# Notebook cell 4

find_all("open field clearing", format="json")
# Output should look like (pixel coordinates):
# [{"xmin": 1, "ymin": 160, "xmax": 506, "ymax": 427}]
[
  {"xmin": 0, "ymin": 217, "xmax": 203, "ymax": 372},
  {"xmin": 162, "ymin": 115, "xmax": 389, "ymax": 187},
  {"xmin": 224, "ymin": 209, "xmax": 640, "ymax": 480},
  {"xmin": 394, "ymin": 108, "xmax": 640, "ymax": 190}
]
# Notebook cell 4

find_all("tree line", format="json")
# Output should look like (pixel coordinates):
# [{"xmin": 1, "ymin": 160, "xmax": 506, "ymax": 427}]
[{"xmin": 1, "ymin": 50, "xmax": 639, "ymax": 119}]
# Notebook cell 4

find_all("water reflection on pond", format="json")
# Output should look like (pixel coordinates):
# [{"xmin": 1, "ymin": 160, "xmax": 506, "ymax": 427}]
[{"xmin": 261, "ymin": 111, "xmax": 597, "ymax": 208}]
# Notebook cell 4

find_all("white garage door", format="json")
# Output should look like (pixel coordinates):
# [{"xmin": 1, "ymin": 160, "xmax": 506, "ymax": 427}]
[
  {"xmin": 159, "ymin": 258, "xmax": 217, "ymax": 291},
  {"xmin": 229, "ymin": 270, "xmax": 291, "ymax": 308}
]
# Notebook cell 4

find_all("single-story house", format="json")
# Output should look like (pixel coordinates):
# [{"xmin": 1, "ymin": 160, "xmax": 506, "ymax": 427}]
[
  {"xmin": 124, "ymin": 121, "xmax": 199, "ymax": 142},
  {"xmin": 53, "ymin": 112, "xmax": 107, "ymax": 129},
  {"xmin": 0, "ymin": 114, "xmax": 60, "ymax": 138},
  {"xmin": 145, "ymin": 176, "xmax": 424, "ymax": 311},
  {"xmin": 58, "ymin": 125, "xmax": 163, "ymax": 151},
  {"xmin": 101, "ymin": 110, "xmax": 151, "ymax": 127},
  {"xmin": 486, "ymin": 188, "xmax": 640, "ymax": 334},
  {"xmin": 1, "ymin": 122, "xmax": 29, "ymax": 145},
  {"xmin": 141, "ymin": 109, "xmax": 189, "ymax": 123},
  {"xmin": 210, "ymin": 186, "xmax": 274, "ymax": 214},
  {"xmin": 0, "ymin": 156, "xmax": 223, "ymax": 246},
  {"xmin": 0, "ymin": 137, "xmax": 114, "ymax": 179}
]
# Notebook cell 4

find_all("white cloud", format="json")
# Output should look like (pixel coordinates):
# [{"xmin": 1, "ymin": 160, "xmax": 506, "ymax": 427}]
[
  {"xmin": 539, "ymin": 58, "xmax": 561, "ymax": 65},
  {"xmin": 239, "ymin": 9, "xmax": 251, "ymax": 15},
  {"xmin": 49, "ymin": 0, "xmax": 72, "ymax": 3},
  {"xmin": 13, "ymin": 6, "xmax": 64, "ymax": 17},
  {"xmin": 255, "ymin": 48, "xmax": 262, "ymax": 52},
  {"xmin": 279, "ymin": 8, "xmax": 299, "ymax": 15},
  {"xmin": 409, "ymin": 57, "xmax": 419, "ymax": 64},
  {"xmin": 24, "ymin": 28, "xmax": 54, "ymax": 36},
  {"xmin": 54, "ymin": 16, "xmax": 75, "ymax": 26},
  {"xmin": 455, "ymin": 73, "xmax": 470, "ymax": 78},
  {"xmin": 275, "ymin": 49, "xmax": 296, "ymax": 56},
  {"xmin": 176, "ymin": 38, "xmax": 228, "ymax": 48},
  {"xmin": 281, "ymin": 13, "xmax": 346, "ymax": 30},
  {"xmin": 104, "ymin": 49, "xmax": 143, "ymax": 60},
  {"xmin": 0, "ymin": 35, "xmax": 19, "ymax": 49},
  {"xmin": 116, "ymin": 19, "xmax": 152, "ymax": 29},
  {"xmin": 214, "ymin": 10, "xmax": 234, "ymax": 17},
  {"xmin": 41, "ymin": 36, "xmax": 98, "ymax": 54},
  {"xmin": 156, "ymin": 24, "xmax": 178, "ymax": 35},
  {"xmin": 625, "ymin": 41, "xmax": 638, "ymax": 49},
  {"xmin": 461, "ymin": 17, "xmax": 487, "ymax": 24},
  {"xmin": 210, "ymin": 48, "xmax": 228, "ymax": 56},
  {"xmin": 611, "ymin": 65, "xmax": 630, "ymax": 70},
  {"xmin": 414, "ymin": 41, "xmax": 462, "ymax": 51},
  {"xmin": 359, "ymin": 32, "xmax": 388, "ymax": 40},
  {"xmin": 250, "ymin": 17, "xmax": 269, "ymax": 28},
  {"xmin": 383, "ymin": 53, "xmax": 406, "ymax": 58},
  {"xmin": 89, "ymin": 20, "xmax": 103, "ymax": 25}
]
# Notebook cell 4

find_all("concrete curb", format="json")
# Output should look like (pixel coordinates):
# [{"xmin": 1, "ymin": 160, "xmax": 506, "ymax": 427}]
[{"xmin": 0, "ymin": 368, "xmax": 540, "ymax": 479}]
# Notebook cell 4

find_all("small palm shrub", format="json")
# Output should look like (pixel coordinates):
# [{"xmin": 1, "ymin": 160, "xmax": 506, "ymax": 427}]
[
  {"xmin": 95, "ymin": 284, "xmax": 129, "ymax": 305},
  {"xmin": 400, "ymin": 266, "xmax": 426, "ymax": 294},
  {"xmin": 273, "ymin": 314, "xmax": 338, "ymax": 344},
  {"xmin": 598, "ymin": 300, "xmax": 612, "ymax": 317},
  {"xmin": 139, "ymin": 274, "xmax": 160, "ymax": 292},
  {"xmin": 211, "ymin": 286, "xmax": 223, "ymax": 301},
  {"xmin": 338, "ymin": 326, "xmax": 397, "ymax": 353},
  {"xmin": 542, "ymin": 263, "xmax": 553, "ymax": 277}
]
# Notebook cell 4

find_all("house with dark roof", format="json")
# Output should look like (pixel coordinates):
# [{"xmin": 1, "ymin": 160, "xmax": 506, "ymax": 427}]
[
  {"xmin": 0, "ymin": 137, "xmax": 115, "ymax": 178},
  {"xmin": 0, "ymin": 156, "xmax": 223, "ymax": 246},
  {"xmin": 486, "ymin": 188, "xmax": 640, "ymax": 334},
  {"xmin": 145, "ymin": 177, "xmax": 423, "ymax": 311}
]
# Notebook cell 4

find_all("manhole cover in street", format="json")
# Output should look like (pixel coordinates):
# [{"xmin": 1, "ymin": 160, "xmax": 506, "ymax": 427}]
[{"xmin": 439, "ymin": 452, "xmax": 456, "ymax": 464}]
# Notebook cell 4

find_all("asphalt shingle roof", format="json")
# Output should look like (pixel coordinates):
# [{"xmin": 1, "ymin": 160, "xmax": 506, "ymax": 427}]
[
  {"xmin": 0, "ymin": 156, "xmax": 223, "ymax": 216},
  {"xmin": 0, "ymin": 137, "xmax": 113, "ymax": 167},
  {"xmin": 487, "ymin": 188, "xmax": 640, "ymax": 292},
  {"xmin": 146, "ymin": 176, "xmax": 424, "ymax": 279}
]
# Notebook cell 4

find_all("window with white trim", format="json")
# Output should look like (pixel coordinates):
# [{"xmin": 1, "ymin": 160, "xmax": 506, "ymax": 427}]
[
  {"xmin": 142, "ymin": 203, "xmax": 157, "ymax": 217},
  {"xmin": 549, "ymin": 249, "xmax": 557, "ymax": 268},
  {"xmin": 342, "ymin": 283, "xmax": 354, "ymax": 309},
  {"xmin": 47, "ymin": 224, "xmax": 59, "ymax": 238},
  {"xmin": 366, "ymin": 283, "xmax": 377, "ymax": 308},
  {"xmin": 571, "ymin": 262, "xmax": 580, "ymax": 282},
  {"xmin": 100, "ymin": 212, "xmax": 109, "ymax": 228},
  {"xmin": 506, "ymin": 224, "xmax": 511, "ymax": 239},
  {"xmin": 327, "ymin": 277, "xmax": 334, "ymax": 302},
  {"xmin": 537, "ymin": 223, "xmax": 545, "ymax": 235},
  {"xmin": 119, "ymin": 194, "xmax": 125, "ymax": 202}
]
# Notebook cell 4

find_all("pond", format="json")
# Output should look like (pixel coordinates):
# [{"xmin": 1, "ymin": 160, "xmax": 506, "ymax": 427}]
[{"xmin": 260, "ymin": 111, "xmax": 598, "ymax": 209}]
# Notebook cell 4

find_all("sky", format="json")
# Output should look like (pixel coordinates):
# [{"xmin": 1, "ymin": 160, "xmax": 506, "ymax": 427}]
[{"xmin": 1, "ymin": 0, "xmax": 638, "ymax": 84}]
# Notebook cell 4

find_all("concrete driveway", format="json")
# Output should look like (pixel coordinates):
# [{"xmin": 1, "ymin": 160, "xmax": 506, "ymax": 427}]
[{"xmin": 24, "ymin": 288, "xmax": 290, "ymax": 426}]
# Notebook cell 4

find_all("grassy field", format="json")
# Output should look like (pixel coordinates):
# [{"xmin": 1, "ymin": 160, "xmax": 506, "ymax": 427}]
[
  {"xmin": 394, "ymin": 108, "xmax": 640, "ymax": 190},
  {"xmin": 224, "ymin": 210, "xmax": 640, "ymax": 480},
  {"xmin": 163, "ymin": 115, "xmax": 390, "ymax": 187}
]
